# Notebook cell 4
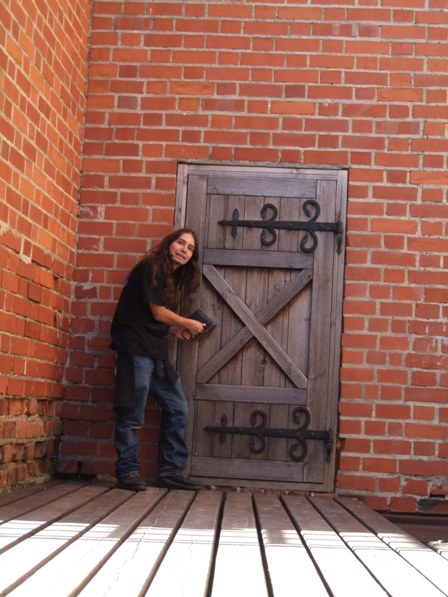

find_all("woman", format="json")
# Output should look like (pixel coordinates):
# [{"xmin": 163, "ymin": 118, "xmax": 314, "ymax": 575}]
[{"xmin": 110, "ymin": 228, "xmax": 205, "ymax": 491}]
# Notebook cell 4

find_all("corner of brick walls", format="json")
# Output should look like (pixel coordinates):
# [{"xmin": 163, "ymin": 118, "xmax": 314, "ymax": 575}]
[
  {"xmin": 0, "ymin": 1, "xmax": 91, "ymax": 491},
  {"xmin": 63, "ymin": 1, "xmax": 448, "ymax": 509},
  {"xmin": 32, "ymin": 0, "xmax": 448, "ymax": 511}
]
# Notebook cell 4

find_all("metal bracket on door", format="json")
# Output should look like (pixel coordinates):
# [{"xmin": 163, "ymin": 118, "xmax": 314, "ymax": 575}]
[
  {"xmin": 204, "ymin": 407, "xmax": 332, "ymax": 463},
  {"xmin": 218, "ymin": 201, "xmax": 343, "ymax": 254}
]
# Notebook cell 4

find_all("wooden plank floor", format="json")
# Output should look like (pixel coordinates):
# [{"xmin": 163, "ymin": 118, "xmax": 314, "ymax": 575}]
[{"xmin": 0, "ymin": 482, "xmax": 448, "ymax": 597}]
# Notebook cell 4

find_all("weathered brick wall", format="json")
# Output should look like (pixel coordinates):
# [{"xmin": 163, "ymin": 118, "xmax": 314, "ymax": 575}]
[
  {"xmin": 58, "ymin": 0, "xmax": 447, "ymax": 511},
  {"xmin": 0, "ymin": 0, "xmax": 91, "ymax": 490}
]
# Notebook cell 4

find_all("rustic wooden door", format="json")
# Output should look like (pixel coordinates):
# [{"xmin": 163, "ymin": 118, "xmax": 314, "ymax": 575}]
[{"xmin": 175, "ymin": 165, "xmax": 347, "ymax": 491}]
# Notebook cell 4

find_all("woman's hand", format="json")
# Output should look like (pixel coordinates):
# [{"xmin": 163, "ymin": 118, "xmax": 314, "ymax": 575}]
[
  {"xmin": 149, "ymin": 303, "xmax": 205, "ymax": 340},
  {"xmin": 172, "ymin": 327, "xmax": 190, "ymax": 340},
  {"xmin": 150, "ymin": 304, "xmax": 206, "ymax": 337},
  {"xmin": 171, "ymin": 326, "xmax": 200, "ymax": 340},
  {"xmin": 184, "ymin": 318, "xmax": 206, "ymax": 337}
]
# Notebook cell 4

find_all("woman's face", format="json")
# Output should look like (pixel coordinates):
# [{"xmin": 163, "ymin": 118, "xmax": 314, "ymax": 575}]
[{"xmin": 169, "ymin": 232, "xmax": 196, "ymax": 270}]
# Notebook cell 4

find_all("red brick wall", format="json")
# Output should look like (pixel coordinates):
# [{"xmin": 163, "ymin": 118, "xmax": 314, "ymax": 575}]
[
  {"xmin": 0, "ymin": 0, "xmax": 91, "ymax": 490},
  {"xmin": 59, "ymin": 1, "xmax": 446, "ymax": 511}
]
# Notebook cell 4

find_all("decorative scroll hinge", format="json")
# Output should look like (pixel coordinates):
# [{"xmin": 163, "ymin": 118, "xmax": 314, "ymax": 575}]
[
  {"xmin": 218, "ymin": 200, "xmax": 343, "ymax": 254},
  {"xmin": 204, "ymin": 407, "xmax": 332, "ymax": 463}
]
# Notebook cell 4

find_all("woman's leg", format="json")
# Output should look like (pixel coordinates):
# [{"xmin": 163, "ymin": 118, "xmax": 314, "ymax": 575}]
[
  {"xmin": 114, "ymin": 354, "xmax": 154, "ymax": 480},
  {"xmin": 152, "ymin": 366, "xmax": 189, "ymax": 477}
]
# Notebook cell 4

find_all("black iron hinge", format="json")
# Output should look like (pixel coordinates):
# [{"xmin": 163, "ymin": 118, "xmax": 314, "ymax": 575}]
[
  {"xmin": 205, "ymin": 407, "xmax": 332, "ymax": 463},
  {"xmin": 218, "ymin": 200, "xmax": 343, "ymax": 254}
]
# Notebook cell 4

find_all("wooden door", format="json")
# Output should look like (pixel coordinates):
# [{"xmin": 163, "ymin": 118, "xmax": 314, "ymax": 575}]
[{"xmin": 175, "ymin": 165, "xmax": 347, "ymax": 491}]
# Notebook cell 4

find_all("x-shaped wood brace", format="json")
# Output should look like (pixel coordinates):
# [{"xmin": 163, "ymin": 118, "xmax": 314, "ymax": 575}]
[{"xmin": 197, "ymin": 265, "xmax": 312, "ymax": 388}]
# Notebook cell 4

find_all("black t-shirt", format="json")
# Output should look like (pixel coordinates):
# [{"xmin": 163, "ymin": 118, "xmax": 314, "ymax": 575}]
[{"xmin": 110, "ymin": 259, "xmax": 170, "ymax": 358}]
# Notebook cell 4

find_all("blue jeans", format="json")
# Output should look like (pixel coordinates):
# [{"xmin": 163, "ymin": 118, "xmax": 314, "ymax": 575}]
[{"xmin": 114, "ymin": 354, "xmax": 189, "ymax": 479}]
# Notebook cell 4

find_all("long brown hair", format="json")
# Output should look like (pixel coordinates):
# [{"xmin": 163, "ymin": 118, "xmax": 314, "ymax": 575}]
[{"xmin": 145, "ymin": 228, "xmax": 201, "ymax": 306}]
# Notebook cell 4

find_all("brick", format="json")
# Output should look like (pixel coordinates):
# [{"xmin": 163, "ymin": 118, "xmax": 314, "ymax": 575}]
[
  {"xmin": 411, "ymin": 170, "xmax": 448, "ymax": 185},
  {"xmin": 403, "ymin": 479, "xmax": 430, "ymax": 496},
  {"xmin": 170, "ymin": 81, "xmax": 214, "ymax": 95},
  {"xmin": 373, "ymin": 439, "xmax": 412, "ymax": 455},
  {"xmin": 204, "ymin": 130, "xmax": 248, "ymax": 145},
  {"xmin": 343, "ymin": 438, "xmax": 372, "ymax": 454},
  {"xmin": 339, "ymin": 401, "xmax": 374, "ymax": 418},
  {"xmin": 414, "ymin": 442, "xmax": 436, "ymax": 457},
  {"xmin": 438, "ymin": 444, "xmax": 448, "ymax": 458},
  {"xmin": 234, "ymin": 147, "xmax": 280, "ymax": 162},
  {"xmin": 429, "ymin": 484, "xmax": 448, "ymax": 498},
  {"xmin": 400, "ymin": 460, "xmax": 448, "ymax": 476},
  {"xmin": 270, "ymin": 101, "xmax": 315, "ymax": 115},
  {"xmin": 337, "ymin": 474, "xmax": 377, "ymax": 492},
  {"xmin": 339, "ymin": 420, "xmax": 362, "ymax": 435},
  {"xmin": 363, "ymin": 458, "xmax": 398, "ymax": 474},
  {"xmin": 389, "ymin": 497, "xmax": 418, "ymax": 514},
  {"xmin": 413, "ymin": 301, "xmax": 440, "ymax": 323},
  {"xmin": 304, "ymin": 150, "xmax": 349, "ymax": 165},
  {"xmin": 412, "ymin": 371, "xmax": 437, "ymax": 387},
  {"xmin": 339, "ymin": 455, "xmax": 362, "ymax": 471},
  {"xmin": 365, "ymin": 420, "xmax": 388, "ymax": 440},
  {"xmin": 376, "ymin": 400, "xmax": 411, "ymax": 421},
  {"xmin": 343, "ymin": 349, "xmax": 364, "ymax": 365},
  {"xmin": 405, "ymin": 422, "xmax": 447, "ymax": 440},
  {"xmin": 378, "ymin": 477, "xmax": 401, "ymax": 494}
]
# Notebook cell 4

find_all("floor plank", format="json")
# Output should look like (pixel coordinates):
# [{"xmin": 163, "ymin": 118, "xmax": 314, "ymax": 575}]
[
  {"xmin": 211, "ymin": 491, "xmax": 269, "ymax": 597},
  {"xmin": 1, "ymin": 482, "xmax": 446, "ymax": 597},
  {"xmin": 145, "ymin": 490, "xmax": 223, "ymax": 597},
  {"xmin": 76, "ymin": 489, "xmax": 195, "ymax": 596},
  {"xmin": 9, "ymin": 488, "xmax": 167, "ymax": 596},
  {"xmin": 0, "ymin": 483, "xmax": 93, "ymax": 551},
  {"xmin": 0, "ymin": 485, "xmax": 117, "ymax": 594},
  {"xmin": 337, "ymin": 496, "xmax": 448, "ymax": 596},
  {"xmin": 0, "ymin": 482, "xmax": 59, "ymax": 509},
  {"xmin": 283, "ymin": 495, "xmax": 388, "ymax": 597},
  {"xmin": 254, "ymin": 493, "xmax": 329, "ymax": 596},
  {"xmin": 0, "ymin": 482, "xmax": 85, "ymax": 526}
]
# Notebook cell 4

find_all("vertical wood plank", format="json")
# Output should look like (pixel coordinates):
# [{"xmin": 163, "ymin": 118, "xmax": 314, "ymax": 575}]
[
  {"xmin": 211, "ymin": 492, "xmax": 269, "ymax": 597},
  {"xmin": 145, "ymin": 491, "xmax": 223, "ymax": 597},
  {"xmin": 254, "ymin": 493, "xmax": 329, "ymax": 597},
  {"xmin": 304, "ymin": 180, "xmax": 336, "ymax": 484}
]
